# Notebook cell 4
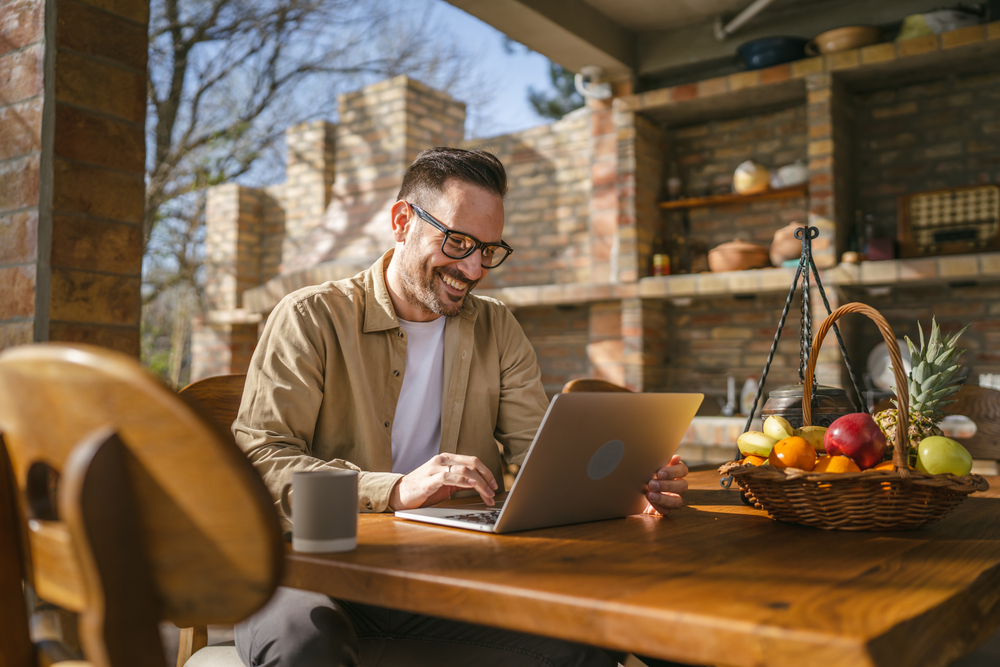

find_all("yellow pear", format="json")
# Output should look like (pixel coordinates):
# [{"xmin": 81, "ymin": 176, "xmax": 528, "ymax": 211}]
[
  {"xmin": 795, "ymin": 425, "xmax": 828, "ymax": 453},
  {"xmin": 763, "ymin": 415, "xmax": 794, "ymax": 441}
]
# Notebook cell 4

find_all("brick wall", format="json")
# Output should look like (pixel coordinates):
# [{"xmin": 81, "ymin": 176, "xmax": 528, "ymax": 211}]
[
  {"xmin": 471, "ymin": 110, "xmax": 592, "ymax": 289},
  {"xmin": 650, "ymin": 291, "xmax": 849, "ymax": 411},
  {"xmin": 0, "ymin": 0, "xmax": 147, "ymax": 356},
  {"xmin": 670, "ymin": 105, "xmax": 809, "ymax": 255},
  {"xmin": 854, "ymin": 70, "xmax": 1000, "ymax": 240},
  {"xmin": 515, "ymin": 304, "xmax": 590, "ymax": 397},
  {"xmin": 844, "ymin": 282, "xmax": 1000, "ymax": 384}
]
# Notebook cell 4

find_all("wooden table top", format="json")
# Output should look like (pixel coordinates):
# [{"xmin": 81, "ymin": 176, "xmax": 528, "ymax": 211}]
[{"xmin": 284, "ymin": 469, "xmax": 1000, "ymax": 667}]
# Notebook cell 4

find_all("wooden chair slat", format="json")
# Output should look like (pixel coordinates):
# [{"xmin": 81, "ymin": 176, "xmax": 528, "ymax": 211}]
[
  {"xmin": 0, "ymin": 434, "xmax": 34, "ymax": 667},
  {"xmin": 27, "ymin": 522, "xmax": 86, "ymax": 613}
]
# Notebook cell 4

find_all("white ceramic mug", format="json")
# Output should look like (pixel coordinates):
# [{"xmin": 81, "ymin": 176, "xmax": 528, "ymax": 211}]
[{"xmin": 280, "ymin": 470, "xmax": 358, "ymax": 553}]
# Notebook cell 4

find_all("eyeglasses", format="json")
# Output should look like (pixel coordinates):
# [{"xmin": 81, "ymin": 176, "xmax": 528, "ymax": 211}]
[{"xmin": 407, "ymin": 202, "xmax": 513, "ymax": 269}]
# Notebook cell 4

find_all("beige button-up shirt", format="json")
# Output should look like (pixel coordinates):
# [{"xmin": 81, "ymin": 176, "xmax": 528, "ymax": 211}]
[{"xmin": 234, "ymin": 251, "xmax": 549, "ymax": 520}]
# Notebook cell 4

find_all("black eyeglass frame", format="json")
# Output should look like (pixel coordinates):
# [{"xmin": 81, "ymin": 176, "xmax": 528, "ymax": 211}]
[{"xmin": 407, "ymin": 202, "xmax": 514, "ymax": 269}]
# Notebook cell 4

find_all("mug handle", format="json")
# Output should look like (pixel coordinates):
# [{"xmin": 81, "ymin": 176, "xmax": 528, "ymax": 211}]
[
  {"xmin": 804, "ymin": 40, "xmax": 819, "ymax": 56},
  {"xmin": 280, "ymin": 482, "xmax": 293, "ymax": 520}
]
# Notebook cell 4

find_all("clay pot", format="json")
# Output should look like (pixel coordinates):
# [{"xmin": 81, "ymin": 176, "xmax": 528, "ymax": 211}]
[
  {"xmin": 708, "ymin": 239, "xmax": 770, "ymax": 272},
  {"xmin": 770, "ymin": 222, "xmax": 804, "ymax": 267},
  {"xmin": 806, "ymin": 26, "xmax": 881, "ymax": 55}
]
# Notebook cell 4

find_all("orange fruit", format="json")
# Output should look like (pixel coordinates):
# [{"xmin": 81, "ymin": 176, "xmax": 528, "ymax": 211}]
[
  {"xmin": 768, "ymin": 436, "xmax": 817, "ymax": 471},
  {"xmin": 741, "ymin": 455, "xmax": 766, "ymax": 466},
  {"xmin": 813, "ymin": 455, "xmax": 861, "ymax": 474}
]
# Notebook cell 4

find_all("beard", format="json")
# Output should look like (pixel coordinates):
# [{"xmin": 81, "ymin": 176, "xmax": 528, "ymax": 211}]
[{"xmin": 395, "ymin": 243, "xmax": 479, "ymax": 318}]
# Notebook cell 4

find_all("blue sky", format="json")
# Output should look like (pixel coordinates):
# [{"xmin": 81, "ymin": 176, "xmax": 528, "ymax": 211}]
[{"xmin": 433, "ymin": 1, "xmax": 556, "ymax": 138}]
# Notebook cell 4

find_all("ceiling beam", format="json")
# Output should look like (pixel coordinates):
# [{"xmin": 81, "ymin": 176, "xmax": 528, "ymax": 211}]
[{"xmin": 445, "ymin": 0, "xmax": 637, "ymax": 77}]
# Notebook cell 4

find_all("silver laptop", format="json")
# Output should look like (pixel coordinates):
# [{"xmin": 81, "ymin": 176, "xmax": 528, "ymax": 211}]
[{"xmin": 394, "ymin": 391, "xmax": 703, "ymax": 533}]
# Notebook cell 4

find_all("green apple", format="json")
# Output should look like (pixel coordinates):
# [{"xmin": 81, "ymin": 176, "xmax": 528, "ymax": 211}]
[
  {"xmin": 763, "ymin": 415, "xmax": 795, "ymax": 441},
  {"xmin": 915, "ymin": 436, "xmax": 973, "ymax": 476}
]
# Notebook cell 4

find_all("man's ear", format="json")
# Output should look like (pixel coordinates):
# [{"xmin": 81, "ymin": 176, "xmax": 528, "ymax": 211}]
[{"xmin": 390, "ymin": 200, "xmax": 411, "ymax": 243}]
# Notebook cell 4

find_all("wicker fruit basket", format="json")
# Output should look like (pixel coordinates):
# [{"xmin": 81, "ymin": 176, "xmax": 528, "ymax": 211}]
[{"xmin": 720, "ymin": 302, "xmax": 989, "ymax": 530}]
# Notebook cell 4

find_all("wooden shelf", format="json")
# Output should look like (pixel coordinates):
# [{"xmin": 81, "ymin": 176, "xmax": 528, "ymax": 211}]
[{"xmin": 658, "ymin": 184, "xmax": 808, "ymax": 211}]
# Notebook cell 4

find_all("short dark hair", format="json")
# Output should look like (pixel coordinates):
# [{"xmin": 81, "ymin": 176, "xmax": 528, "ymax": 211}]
[{"xmin": 396, "ymin": 148, "xmax": 507, "ymax": 207}]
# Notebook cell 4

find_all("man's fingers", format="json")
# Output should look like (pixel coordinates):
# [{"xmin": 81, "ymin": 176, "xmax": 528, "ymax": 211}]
[
  {"xmin": 443, "ymin": 469, "xmax": 495, "ymax": 506},
  {"xmin": 649, "ymin": 478, "xmax": 687, "ymax": 495},
  {"xmin": 451, "ymin": 455, "xmax": 498, "ymax": 490}
]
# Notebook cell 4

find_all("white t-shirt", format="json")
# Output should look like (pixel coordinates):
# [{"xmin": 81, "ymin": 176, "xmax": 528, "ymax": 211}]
[{"xmin": 391, "ymin": 316, "xmax": 447, "ymax": 474}]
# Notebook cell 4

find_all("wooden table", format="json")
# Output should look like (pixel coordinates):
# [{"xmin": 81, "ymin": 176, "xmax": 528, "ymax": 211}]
[{"xmin": 283, "ymin": 470, "xmax": 1000, "ymax": 667}]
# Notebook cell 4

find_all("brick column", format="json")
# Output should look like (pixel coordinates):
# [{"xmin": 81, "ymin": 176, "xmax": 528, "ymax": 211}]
[
  {"xmin": 190, "ymin": 184, "xmax": 263, "ymax": 380},
  {"xmin": 281, "ymin": 120, "xmax": 336, "ymax": 268},
  {"xmin": 1, "ymin": 0, "xmax": 147, "ymax": 356}
]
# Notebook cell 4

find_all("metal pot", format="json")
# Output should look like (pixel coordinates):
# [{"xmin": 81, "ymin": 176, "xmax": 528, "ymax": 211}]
[
  {"xmin": 761, "ymin": 383, "xmax": 856, "ymax": 429},
  {"xmin": 736, "ymin": 37, "xmax": 808, "ymax": 70}
]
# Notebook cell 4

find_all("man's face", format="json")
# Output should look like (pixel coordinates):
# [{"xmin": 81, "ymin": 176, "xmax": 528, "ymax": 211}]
[{"xmin": 394, "ymin": 179, "xmax": 505, "ymax": 318}]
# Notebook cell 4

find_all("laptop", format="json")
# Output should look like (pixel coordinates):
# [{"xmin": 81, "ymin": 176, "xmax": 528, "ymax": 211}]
[{"xmin": 394, "ymin": 391, "xmax": 703, "ymax": 533}]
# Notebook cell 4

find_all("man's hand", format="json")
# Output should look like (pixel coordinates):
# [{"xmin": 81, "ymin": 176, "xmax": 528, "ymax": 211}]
[
  {"xmin": 642, "ymin": 454, "xmax": 689, "ymax": 516},
  {"xmin": 389, "ymin": 454, "xmax": 498, "ymax": 511}
]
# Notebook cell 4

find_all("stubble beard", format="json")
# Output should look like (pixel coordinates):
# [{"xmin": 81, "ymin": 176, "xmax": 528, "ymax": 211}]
[{"xmin": 396, "ymin": 243, "xmax": 478, "ymax": 318}]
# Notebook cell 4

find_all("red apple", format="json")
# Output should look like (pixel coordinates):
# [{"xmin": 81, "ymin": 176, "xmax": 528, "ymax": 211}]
[{"xmin": 823, "ymin": 413, "xmax": 886, "ymax": 470}]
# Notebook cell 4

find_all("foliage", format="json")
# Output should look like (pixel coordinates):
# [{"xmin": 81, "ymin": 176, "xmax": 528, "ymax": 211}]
[{"xmin": 528, "ymin": 63, "xmax": 584, "ymax": 120}]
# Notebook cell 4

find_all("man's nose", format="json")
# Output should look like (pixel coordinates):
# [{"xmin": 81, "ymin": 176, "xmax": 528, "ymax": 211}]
[{"xmin": 456, "ymin": 250, "xmax": 483, "ymax": 280}]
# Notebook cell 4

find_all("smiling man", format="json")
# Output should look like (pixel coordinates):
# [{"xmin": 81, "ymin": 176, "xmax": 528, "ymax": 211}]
[{"xmin": 232, "ymin": 148, "xmax": 689, "ymax": 667}]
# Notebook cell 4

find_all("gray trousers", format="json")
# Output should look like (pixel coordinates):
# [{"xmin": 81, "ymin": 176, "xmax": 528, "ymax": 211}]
[{"xmin": 236, "ymin": 587, "xmax": 622, "ymax": 667}]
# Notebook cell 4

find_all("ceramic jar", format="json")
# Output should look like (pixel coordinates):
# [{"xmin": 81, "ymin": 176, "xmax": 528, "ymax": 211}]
[{"xmin": 770, "ymin": 222, "xmax": 804, "ymax": 267}]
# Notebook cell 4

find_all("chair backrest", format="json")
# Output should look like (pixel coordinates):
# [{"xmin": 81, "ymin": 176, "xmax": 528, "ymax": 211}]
[
  {"xmin": 561, "ymin": 378, "xmax": 632, "ymax": 393},
  {"xmin": 874, "ymin": 383, "xmax": 1000, "ymax": 460},
  {"xmin": 0, "ymin": 345, "xmax": 282, "ymax": 666},
  {"xmin": 178, "ymin": 374, "xmax": 248, "ymax": 445}
]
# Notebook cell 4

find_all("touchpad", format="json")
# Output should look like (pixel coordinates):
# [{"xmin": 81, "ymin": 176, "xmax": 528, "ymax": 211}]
[{"xmin": 587, "ymin": 439, "xmax": 625, "ymax": 480}]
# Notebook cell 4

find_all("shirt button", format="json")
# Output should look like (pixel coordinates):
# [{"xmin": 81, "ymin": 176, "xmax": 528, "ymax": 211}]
[
  {"xmin": 397, "ymin": 331, "xmax": 404, "ymax": 338},
  {"xmin": 393, "ymin": 370, "xmax": 400, "ymax": 376},
  {"xmin": 384, "ymin": 421, "xmax": 390, "ymax": 428}
]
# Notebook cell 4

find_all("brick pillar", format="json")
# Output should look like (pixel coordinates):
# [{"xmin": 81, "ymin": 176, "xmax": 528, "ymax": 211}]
[
  {"xmin": 587, "ymin": 302, "xmax": 624, "ymax": 386},
  {"xmin": 281, "ymin": 120, "xmax": 336, "ymax": 267},
  {"xmin": 190, "ymin": 184, "xmax": 263, "ymax": 380},
  {"xmin": 806, "ymin": 73, "xmax": 852, "ymax": 267},
  {"xmin": 278, "ymin": 75, "xmax": 466, "ymax": 274},
  {"xmin": 589, "ymin": 96, "xmax": 617, "ymax": 283},
  {"xmin": 0, "ymin": 0, "xmax": 147, "ymax": 355}
]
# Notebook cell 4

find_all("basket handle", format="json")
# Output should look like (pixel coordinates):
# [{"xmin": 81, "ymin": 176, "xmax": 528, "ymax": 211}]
[{"xmin": 802, "ymin": 303, "xmax": 909, "ymax": 474}]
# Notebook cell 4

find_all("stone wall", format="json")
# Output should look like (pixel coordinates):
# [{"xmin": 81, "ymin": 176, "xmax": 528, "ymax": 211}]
[{"xmin": 0, "ymin": 0, "xmax": 147, "ymax": 356}]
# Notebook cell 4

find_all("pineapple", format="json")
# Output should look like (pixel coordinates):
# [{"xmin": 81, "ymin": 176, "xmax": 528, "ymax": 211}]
[{"xmin": 874, "ymin": 318, "xmax": 969, "ymax": 465}]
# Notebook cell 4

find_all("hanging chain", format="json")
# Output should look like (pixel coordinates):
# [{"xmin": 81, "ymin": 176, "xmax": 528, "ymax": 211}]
[{"xmin": 723, "ymin": 225, "xmax": 865, "ymax": 488}]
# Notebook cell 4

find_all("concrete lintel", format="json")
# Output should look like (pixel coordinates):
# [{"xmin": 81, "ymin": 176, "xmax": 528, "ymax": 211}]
[{"xmin": 445, "ymin": 0, "xmax": 636, "ymax": 77}]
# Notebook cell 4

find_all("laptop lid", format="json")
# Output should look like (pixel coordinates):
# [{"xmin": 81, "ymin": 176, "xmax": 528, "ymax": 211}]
[{"xmin": 492, "ymin": 392, "xmax": 703, "ymax": 533}]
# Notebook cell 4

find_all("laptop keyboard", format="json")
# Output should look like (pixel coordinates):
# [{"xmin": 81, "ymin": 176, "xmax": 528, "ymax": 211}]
[{"xmin": 442, "ymin": 510, "xmax": 501, "ymax": 524}]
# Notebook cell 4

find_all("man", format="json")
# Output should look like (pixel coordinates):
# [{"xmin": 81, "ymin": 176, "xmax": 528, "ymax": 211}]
[{"xmin": 233, "ymin": 148, "xmax": 690, "ymax": 667}]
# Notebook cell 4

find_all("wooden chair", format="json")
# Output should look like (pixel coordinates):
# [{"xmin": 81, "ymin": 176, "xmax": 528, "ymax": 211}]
[
  {"xmin": 874, "ymin": 383, "xmax": 1000, "ymax": 461},
  {"xmin": 0, "ymin": 345, "xmax": 282, "ymax": 667},
  {"xmin": 174, "ymin": 373, "xmax": 249, "ymax": 667},
  {"xmin": 561, "ymin": 378, "xmax": 632, "ymax": 393}
]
